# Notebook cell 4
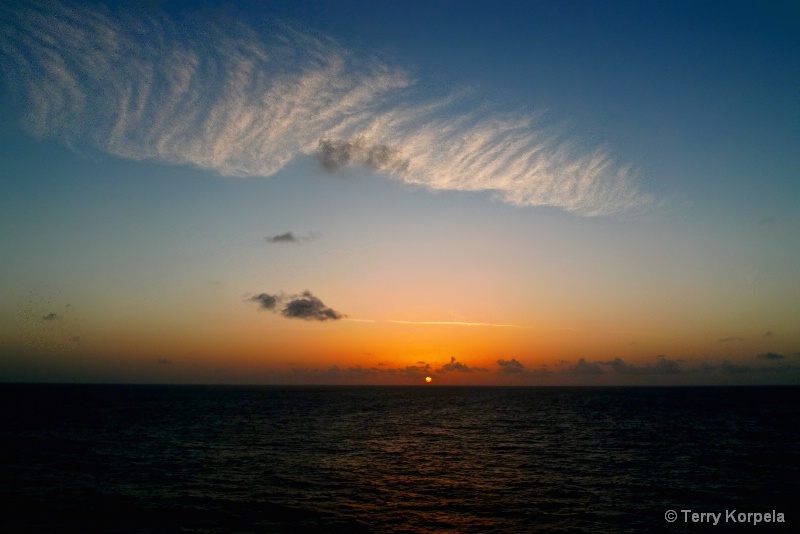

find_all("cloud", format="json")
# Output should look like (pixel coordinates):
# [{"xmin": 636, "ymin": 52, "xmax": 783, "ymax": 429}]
[
  {"xmin": 279, "ymin": 355, "xmax": 800, "ymax": 385},
  {"xmin": 249, "ymin": 290, "xmax": 344, "ymax": 321},
  {"xmin": 398, "ymin": 363, "xmax": 431, "ymax": 378},
  {"xmin": 438, "ymin": 356, "xmax": 488, "ymax": 373},
  {"xmin": 157, "ymin": 358, "xmax": 172, "ymax": 365},
  {"xmin": 564, "ymin": 358, "xmax": 605, "ymax": 375},
  {"xmin": 41, "ymin": 312, "xmax": 60, "ymax": 321},
  {"xmin": 282, "ymin": 291, "xmax": 344, "ymax": 321},
  {"xmin": 289, "ymin": 362, "xmax": 436, "ymax": 384},
  {"xmin": 266, "ymin": 232, "xmax": 298, "ymax": 243},
  {"xmin": 718, "ymin": 336, "xmax": 744, "ymax": 343},
  {"xmin": 265, "ymin": 231, "xmax": 319, "ymax": 243},
  {"xmin": 719, "ymin": 360, "xmax": 752, "ymax": 374},
  {"xmin": 598, "ymin": 356, "xmax": 682, "ymax": 375},
  {"xmin": 1, "ymin": 0, "xmax": 651, "ymax": 216},
  {"xmin": 249, "ymin": 293, "xmax": 278, "ymax": 310},
  {"xmin": 317, "ymin": 137, "xmax": 409, "ymax": 174},
  {"xmin": 546, "ymin": 356, "xmax": 686, "ymax": 376},
  {"xmin": 497, "ymin": 358, "xmax": 526, "ymax": 374},
  {"xmin": 757, "ymin": 352, "xmax": 785, "ymax": 360}
]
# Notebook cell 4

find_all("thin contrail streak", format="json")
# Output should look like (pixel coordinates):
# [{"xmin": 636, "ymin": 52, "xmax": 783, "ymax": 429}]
[{"xmin": 388, "ymin": 320, "xmax": 532, "ymax": 329}]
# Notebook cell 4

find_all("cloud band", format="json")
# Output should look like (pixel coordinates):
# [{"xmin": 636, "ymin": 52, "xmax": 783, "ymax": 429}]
[{"xmin": 1, "ymin": 1, "xmax": 651, "ymax": 215}]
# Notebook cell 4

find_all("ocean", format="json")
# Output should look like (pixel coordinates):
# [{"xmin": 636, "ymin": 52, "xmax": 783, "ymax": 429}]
[{"xmin": 1, "ymin": 385, "xmax": 797, "ymax": 532}]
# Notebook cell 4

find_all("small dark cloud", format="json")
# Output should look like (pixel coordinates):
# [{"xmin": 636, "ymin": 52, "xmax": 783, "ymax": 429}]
[
  {"xmin": 438, "ymin": 356, "xmax": 488, "ymax": 373},
  {"xmin": 497, "ymin": 358, "xmax": 526, "ymax": 374},
  {"xmin": 293, "ymin": 365, "xmax": 380, "ymax": 381},
  {"xmin": 70, "ymin": 336, "xmax": 81, "ymax": 344},
  {"xmin": 757, "ymin": 352, "xmax": 785, "ymax": 360},
  {"xmin": 265, "ymin": 231, "xmax": 319, "ymax": 243},
  {"xmin": 249, "ymin": 293, "xmax": 278, "ymax": 310},
  {"xmin": 565, "ymin": 358, "xmax": 604, "ymax": 375},
  {"xmin": 718, "ymin": 336, "xmax": 744, "ymax": 343},
  {"xmin": 282, "ymin": 291, "xmax": 344, "ymax": 321},
  {"xmin": 398, "ymin": 364, "xmax": 431, "ymax": 378},
  {"xmin": 317, "ymin": 138, "xmax": 409, "ymax": 174},
  {"xmin": 529, "ymin": 366, "xmax": 555, "ymax": 376},
  {"xmin": 266, "ymin": 232, "xmax": 297, "ymax": 243},
  {"xmin": 157, "ymin": 358, "xmax": 172, "ymax": 365},
  {"xmin": 598, "ymin": 356, "xmax": 682, "ymax": 375},
  {"xmin": 41, "ymin": 312, "xmax": 60, "ymax": 321},
  {"xmin": 721, "ymin": 360, "xmax": 752, "ymax": 374},
  {"xmin": 763, "ymin": 331, "xmax": 773, "ymax": 338},
  {"xmin": 249, "ymin": 290, "xmax": 344, "ymax": 321}
]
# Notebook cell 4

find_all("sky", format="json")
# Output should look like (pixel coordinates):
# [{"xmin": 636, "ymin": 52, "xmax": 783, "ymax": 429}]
[{"xmin": 1, "ymin": 0, "xmax": 799, "ymax": 385}]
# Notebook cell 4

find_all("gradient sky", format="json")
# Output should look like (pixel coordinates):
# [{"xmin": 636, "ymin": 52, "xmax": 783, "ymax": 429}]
[{"xmin": 2, "ymin": 0, "xmax": 799, "ymax": 385}]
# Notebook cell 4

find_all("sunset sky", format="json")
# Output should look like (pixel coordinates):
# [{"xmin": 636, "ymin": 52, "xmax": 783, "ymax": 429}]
[{"xmin": 2, "ymin": 0, "xmax": 799, "ymax": 385}]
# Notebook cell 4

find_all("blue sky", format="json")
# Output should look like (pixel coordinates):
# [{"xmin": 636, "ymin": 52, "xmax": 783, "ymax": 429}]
[{"xmin": 1, "ymin": 0, "xmax": 799, "ymax": 384}]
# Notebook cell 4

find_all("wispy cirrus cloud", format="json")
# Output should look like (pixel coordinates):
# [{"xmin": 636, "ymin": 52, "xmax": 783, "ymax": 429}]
[{"xmin": 1, "ymin": 0, "xmax": 651, "ymax": 216}]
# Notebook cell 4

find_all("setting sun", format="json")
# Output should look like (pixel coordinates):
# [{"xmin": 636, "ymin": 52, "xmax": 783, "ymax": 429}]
[{"xmin": 425, "ymin": 376, "xmax": 432, "ymax": 383}]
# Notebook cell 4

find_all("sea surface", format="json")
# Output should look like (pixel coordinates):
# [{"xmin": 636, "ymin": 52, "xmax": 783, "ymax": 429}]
[{"xmin": 1, "ymin": 385, "xmax": 798, "ymax": 533}]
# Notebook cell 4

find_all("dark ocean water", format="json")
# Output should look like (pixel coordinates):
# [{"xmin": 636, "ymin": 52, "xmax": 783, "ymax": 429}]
[{"xmin": 1, "ymin": 385, "xmax": 797, "ymax": 533}]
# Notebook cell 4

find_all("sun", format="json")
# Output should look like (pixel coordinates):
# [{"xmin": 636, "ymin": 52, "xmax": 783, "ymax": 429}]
[{"xmin": 425, "ymin": 376, "xmax": 432, "ymax": 383}]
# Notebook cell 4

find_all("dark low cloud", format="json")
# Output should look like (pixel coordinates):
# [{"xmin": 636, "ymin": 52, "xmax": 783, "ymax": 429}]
[
  {"xmin": 317, "ymin": 138, "xmax": 410, "ymax": 174},
  {"xmin": 281, "ymin": 355, "xmax": 800, "ymax": 385},
  {"xmin": 541, "ymin": 356, "xmax": 687, "ymax": 377},
  {"xmin": 282, "ymin": 291, "xmax": 344, "ymax": 321},
  {"xmin": 564, "ymin": 358, "xmax": 604, "ymax": 375},
  {"xmin": 266, "ymin": 232, "xmax": 297, "ymax": 243},
  {"xmin": 757, "ymin": 352, "xmax": 785, "ymax": 360},
  {"xmin": 398, "ymin": 363, "xmax": 431, "ymax": 378},
  {"xmin": 157, "ymin": 358, "xmax": 172, "ymax": 365},
  {"xmin": 249, "ymin": 290, "xmax": 344, "ymax": 321},
  {"xmin": 250, "ymin": 293, "xmax": 278, "ymax": 310},
  {"xmin": 497, "ymin": 358, "xmax": 526, "ymax": 374},
  {"xmin": 265, "ymin": 231, "xmax": 319, "ymax": 243},
  {"xmin": 438, "ymin": 356, "xmax": 488, "ymax": 373},
  {"xmin": 720, "ymin": 360, "xmax": 752, "ymax": 374},
  {"xmin": 289, "ymin": 363, "xmax": 435, "ymax": 384},
  {"xmin": 598, "ymin": 356, "xmax": 682, "ymax": 375},
  {"xmin": 41, "ymin": 312, "xmax": 60, "ymax": 321}
]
